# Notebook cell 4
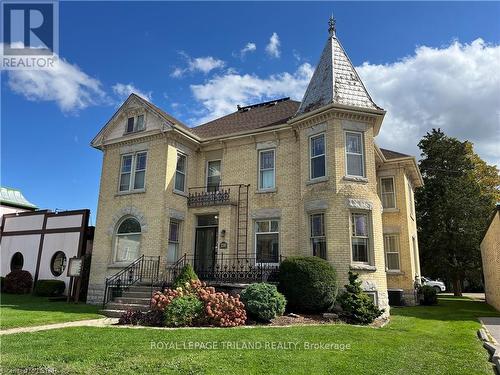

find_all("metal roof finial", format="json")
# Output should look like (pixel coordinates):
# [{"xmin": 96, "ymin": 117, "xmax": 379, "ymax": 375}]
[{"xmin": 328, "ymin": 14, "xmax": 336, "ymax": 37}]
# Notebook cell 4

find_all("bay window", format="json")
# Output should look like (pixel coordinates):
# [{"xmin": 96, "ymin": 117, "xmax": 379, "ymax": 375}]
[
  {"xmin": 310, "ymin": 213, "xmax": 327, "ymax": 259},
  {"xmin": 119, "ymin": 151, "xmax": 147, "ymax": 192},
  {"xmin": 310, "ymin": 134, "xmax": 326, "ymax": 179},
  {"xmin": 351, "ymin": 212, "xmax": 370, "ymax": 263},
  {"xmin": 345, "ymin": 131, "xmax": 365, "ymax": 177}
]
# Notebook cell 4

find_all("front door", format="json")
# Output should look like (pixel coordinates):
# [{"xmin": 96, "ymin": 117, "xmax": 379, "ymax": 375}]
[{"xmin": 194, "ymin": 226, "xmax": 217, "ymax": 277}]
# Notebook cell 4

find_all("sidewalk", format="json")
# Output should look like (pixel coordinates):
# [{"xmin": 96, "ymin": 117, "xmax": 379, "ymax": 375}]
[{"xmin": 0, "ymin": 318, "xmax": 118, "ymax": 335}]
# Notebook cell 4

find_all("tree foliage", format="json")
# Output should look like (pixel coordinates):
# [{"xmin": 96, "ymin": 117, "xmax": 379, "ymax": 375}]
[{"xmin": 415, "ymin": 129, "xmax": 498, "ymax": 296}]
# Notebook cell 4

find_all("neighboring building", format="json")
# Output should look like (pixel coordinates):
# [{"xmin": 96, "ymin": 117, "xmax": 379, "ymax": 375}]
[
  {"xmin": 0, "ymin": 209, "xmax": 94, "ymax": 295},
  {"xmin": 0, "ymin": 186, "xmax": 37, "ymax": 220},
  {"xmin": 87, "ymin": 18, "xmax": 423, "ymax": 312},
  {"xmin": 481, "ymin": 204, "xmax": 500, "ymax": 311}
]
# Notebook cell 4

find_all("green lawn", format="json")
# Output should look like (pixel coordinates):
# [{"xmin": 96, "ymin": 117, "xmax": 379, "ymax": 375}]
[
  {"xmin": 0, "ymin": 296, "xmax": 498, "ymax": 374},
  {"xmin": 0, "ymin": 293, "xmax": 103, "ymax": 330}
]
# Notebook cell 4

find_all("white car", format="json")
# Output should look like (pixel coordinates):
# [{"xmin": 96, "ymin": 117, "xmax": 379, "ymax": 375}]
[{"xmin": 421, "ymin": 276, "xmax": 446, "ymax": 293}]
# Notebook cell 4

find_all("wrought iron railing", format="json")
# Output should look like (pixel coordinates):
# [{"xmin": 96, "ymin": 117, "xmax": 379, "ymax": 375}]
[
  {"xmin": 162, "ymin": 254, "xmax": 282, "ymax": 284},
  {"xmin": 102, "ymin": 255, "xmax": 160, "ymax": 308},
  {"xmin": 187, "ymin": 185, "xmax": 244, "ymax": 207}
]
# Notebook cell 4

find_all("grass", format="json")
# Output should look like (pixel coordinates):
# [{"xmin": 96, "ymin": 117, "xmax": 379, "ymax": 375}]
[
  {"xmin": 0, "ymin": 293, "xmax": 103, "ymax": 330},
  {"xmin": 0, "ymin": 296, "xmax": 499, "ymax": 374}
]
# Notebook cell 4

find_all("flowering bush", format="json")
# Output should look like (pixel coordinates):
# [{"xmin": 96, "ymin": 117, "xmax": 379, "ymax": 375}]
[{"xmin": 151, "ymin": 280, "xmax": 246, "ymax": 327}]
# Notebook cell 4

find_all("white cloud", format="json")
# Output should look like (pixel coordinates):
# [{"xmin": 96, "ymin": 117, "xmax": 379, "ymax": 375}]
[
  {"xmin": 112, "ymin": 83, "xmax": 152, "ymax": 102},
  {"xmin": 240, "ymin": 42, "xmax": 256, "ymax": 58},
  {"xmin": 7, "ymin": 56, "xmax": 107, "ymax": 113},
  {"xmin": 265, "ymin": 32, "xmax": 281, "ymax": 58},
  {"xmin": 190, "ymin": 63, "xmax": 313, "ymax": 124},
  {"xmin": 171, "ymin": 53, "xmax": 225, "ymax": 78},
  {"xmin": 357, "ymin": 38, "xmax": 500, "ymax": 166}
]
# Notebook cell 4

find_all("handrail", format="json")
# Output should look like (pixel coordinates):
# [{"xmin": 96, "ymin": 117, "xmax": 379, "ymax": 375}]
[{"xmin": 102, "ymin": 255, "xmax": 160, "ymax": 308}]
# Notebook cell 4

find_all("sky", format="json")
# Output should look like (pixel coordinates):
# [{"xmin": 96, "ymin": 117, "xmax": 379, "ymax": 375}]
[{"xmin": 1, "ymin": 1, "xmax": 500, "ymax": 220}]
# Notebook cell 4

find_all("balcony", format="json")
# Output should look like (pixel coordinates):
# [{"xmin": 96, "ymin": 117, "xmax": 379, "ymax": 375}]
[{"xmin": 187, "ymin": 185, "xmax": 246, "ymax": 208}]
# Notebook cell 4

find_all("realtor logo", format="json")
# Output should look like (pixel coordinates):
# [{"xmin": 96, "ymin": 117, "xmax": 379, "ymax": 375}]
[{"xmin": 1, "ymin": 0, "xmax": 58, "ymax": 69}]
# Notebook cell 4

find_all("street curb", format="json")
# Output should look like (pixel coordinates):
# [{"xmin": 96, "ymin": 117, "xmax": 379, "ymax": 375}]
[{"xmin": 478, "ymin": 326, "xmax": 500, "ymax": 374}]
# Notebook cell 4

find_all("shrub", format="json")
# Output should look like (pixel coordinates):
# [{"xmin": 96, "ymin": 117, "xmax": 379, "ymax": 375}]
[
  {"xmin": 151, "ymin": 280, "xmax": 247, "ymax": 327},
  {"xmin": 118, "ymin": 309, "xmax": 165, "ymax": 327},
  {"xmin": 419, "ymin": 285, "xmax": 438, "ymax": 305},
  {"xmin": 0, "ymin": 276, "xmax": 4, "ymax": 292},
  {"xmin": 278, "ymin": 257, "xmax": 338, "ymax": 312},
  {"xmin": 173, "ymin": 264, "xmax": 199, "ymax": 288},
  {"xmin": 338, "ymin": 272, "xmax": 384, "ymax": 325},
  {"xmin": 4, "ymin": 270, "xmax": 33, "ymax": 294},
  {"xmin": 34, "ymin": 280, "xmax": 66, "ymax": 297},
  {"xmin": 241, "ymin": 283, "xmax": 286, "ymax": 322},
  {"xmin": 164, "ymin": 294, "xmax": 204, "ymax": 327}
]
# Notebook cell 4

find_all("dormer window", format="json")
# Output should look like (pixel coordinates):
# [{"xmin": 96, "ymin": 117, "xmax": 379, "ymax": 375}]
[{"xmin": 125, "ymin": 114, "xmax": 145, "ymax": 134}]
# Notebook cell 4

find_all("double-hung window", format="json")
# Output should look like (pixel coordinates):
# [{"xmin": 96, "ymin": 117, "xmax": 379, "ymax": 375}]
[
  {"xmin": 381, "ymin": 177, "xmax": 396, "ymax": 209},
  {"xmin": 125, "ymin": 114, "xmax": 145, "ymax": 134},
  {"xmin": 175, "ymin": 153, "xmax": 187, "ymax": 192},
  {"xmin": 310, "ymin": 213, "xmax": 327, "ymax": 259},
  {"xmin": 206, "ymin": 160, "xmax": 221, "ymax": 192},
  {"xmin": 351, "ymin": 212, "xmax": 370, "ymax": 263},
  {"xmin": 408, "ymin": 182, "xmax": 415, "ymax": 219},
  {"xmin": 384, "ymin": 234, "xmax": 400, "ymax": 271},
  {"xmin": 259, "ymin": 149, "xmax": 275, "ymax": 190},
  {"xmin": 345, "ymin": 131, "xmax": 365, "ymax": 177},
  {"xmin": 167, "ymin": 220, "xmax": 180, "ymax": 263},
  {"xmin": 119, "ymin": 152, "xmax": 147, "ymax": 192},
  {"xmin": 255, "ymin": 220, "xmax": 279, "ymax": 264},
  {"xmin": 310, "ymin": 134, "xmax": 326, "ymax": 179}
]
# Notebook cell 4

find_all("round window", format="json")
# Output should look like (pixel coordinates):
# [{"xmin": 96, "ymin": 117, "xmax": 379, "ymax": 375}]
[
  {"xmin": 10, "ymin": 252, "xmax": 24, "ymax": 271},
  {"xmin": 50, "ymin": 251, "xmax": 67, "ymax": 276}
]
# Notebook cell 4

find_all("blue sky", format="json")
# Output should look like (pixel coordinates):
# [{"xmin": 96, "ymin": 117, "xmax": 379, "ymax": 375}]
[{"xmin": 2, "ymin": 1, "xmax": 500, "ymax": 220}]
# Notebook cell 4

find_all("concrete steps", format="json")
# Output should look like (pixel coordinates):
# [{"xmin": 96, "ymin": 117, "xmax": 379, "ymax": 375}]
[{"xmin": 101, "ymin": 284, "xmax": 161, "ymax": 318}]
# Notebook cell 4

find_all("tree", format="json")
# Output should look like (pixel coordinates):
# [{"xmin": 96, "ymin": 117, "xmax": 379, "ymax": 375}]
[{"xmin": 415, "ymin": 129, "xmax": 497, "ymax": 296}]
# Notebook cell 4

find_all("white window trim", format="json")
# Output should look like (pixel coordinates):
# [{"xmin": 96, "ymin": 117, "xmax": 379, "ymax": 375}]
[
  {"xmin": 124, "ymin": 113, "xmax": 146, "ymax": 134},
  {"xmin": 113, "ymin": 216, "xmax": 142, "ymax": 263},
  {"xmin": 206, "ymin": 159, "xmax": 222, "ymax": 191},
  {"xmin": 258, "ymin": 149, "xmax": 276, "ymax": 191},
  {"xmin": 118, "ymin": 151, "xmax": 147, "ymax": 193},
  {"xmin": 345, "ymin": 131, "xmax": 365, "ymax": 178},
  {"xmin": 350, "ymin": 211, "xmax": 372, "ymax": 265},
  {"xmin": 309, "ymin": 133, "xmax": 327, "ymax": 181},
  {"xmin": 254, "ymin": 219, "xmax": 280, "ymax": 266},
  {"xmin": 384, "ymin": 234, "xmax": 400, "ymax": 272},
  {"xmin": 168, "ymin": 219, "xmax": 181, "ymax": 263},
  {"xmin": 310, "ymin": 213, "xmax": 327, "ymax": 259},
  {"xmin": 174, "ymin": 152, "xmax": 187, "ymax": 194},
  {"xmin": 365, "ymin": 291, "xmax": 378, "ymax": 306},
  {"xmin": 380, "ymin": 176, "xmax": 397, "ymax": 209}
]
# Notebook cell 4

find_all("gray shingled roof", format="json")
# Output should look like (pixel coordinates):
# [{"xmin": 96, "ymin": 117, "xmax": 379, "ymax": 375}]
[
  {"xmin": 0, "ymin": 186, "xmax": 37, "ymax": 210},
  {"xmin": 297, "ymin": 33, "xmax": 381, "ymax": 115},
  {"xmin": 191, "ymin": 98, "xmax": 300, "ymax": 138},
  {"xmin": 380, "ymin": 148, "xmax": 412, "ymax": 160}
]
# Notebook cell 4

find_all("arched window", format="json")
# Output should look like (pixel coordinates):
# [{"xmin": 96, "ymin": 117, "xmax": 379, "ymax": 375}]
[
  {"xmin": 114, "ymin": 217, "xmax": 141, "ymax": 262},
  {"xmin": 50, "ymin": 251, "xmax": 67, "ymax": 276},
  {"xmin": 10, "ymin": 252, "xmax": 24, "ymax": 271}
]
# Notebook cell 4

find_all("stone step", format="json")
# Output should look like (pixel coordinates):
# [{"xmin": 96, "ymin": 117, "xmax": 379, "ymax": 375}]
[
  {"xmin": 113, "ymin": 297, "xmax": 151, "ymax": 304},
  {"xmin": 121, "ymin": 291, "xmax": 154, "ymax": 298},
  {"xmin": 125, "ymin": 286, "xmax": 154, "ymax": 293},
  {"xmin": 105, "ymin": 302, "xmax": 150, "ymax": 312}
]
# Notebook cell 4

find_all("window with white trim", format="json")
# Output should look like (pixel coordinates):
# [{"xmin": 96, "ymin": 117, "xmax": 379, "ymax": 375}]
[
  {"xmin": 114, "ymin": 217, "xmax": 141, "ymax": 262},
  {"xmin": 365, "ymin": 291, "xmax": 378, "ymax": 306},
  {"xmin": 384, "ymin": 234, "xmax": 400, "ymax": 271},
  {"xmin": 310, "ymin": 133, "xmax": 326, "ymax": 179},
  {"xmin": 259, "ymin": 149, "xmax": 275, "ymax": 190},
  {"xmin": 381, "ymin": 177, "xmax": 396, "ymax": 209},
  {"xmin": 174, "ymin": 153, "xmax": 187, "ymax": 192},
  {"xmin": 119, "ymin": 151, "xmax": 147, "ymax": 192},
  {"xmin": 167, "ymin": 220, "xmax": 180, "ymax": 263},
  {"xmin": 310, "ymin": 213, "xmax": 327, "ymax": 259},
  {"xmin": 125, "ymin": 114, "xmax": 145, "ymax": 134},
  {"xmin": 345, "ymin": 131, "xmax": 365, "ymax": 177},
  {"xmin": 206, "ymin": 160, "xmax": 221, "ymax": 192},
  {"xmin": 351, "ymin": 212, "xmax": 370, "ymax": 263},
  {"xmin": 255, "ymin": 219, "xmax": 279, "ymax": 264}
]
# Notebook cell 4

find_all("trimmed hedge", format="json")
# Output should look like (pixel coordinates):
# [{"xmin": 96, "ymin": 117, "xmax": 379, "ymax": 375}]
[
  {"xmin": 278, "ymin": 256, "xmax": 338, "ymax": 313},
  {"xmin": 241, "ymin": 283, "xmax": 286, "ymax": 322},
  {"xmin": 4, "ymin": 270, "xmax": 33, "ymax": 294},
  {"xmin": 419, "ymin": 285, "xmax": 438, "ymax": 305},
  {"xmin": 173, "ymin": 264, "xmax": 199, "ymax": 288},
  {"xmin": 34, "ymin": 280, "xmax": 66, "ymax": 297}
]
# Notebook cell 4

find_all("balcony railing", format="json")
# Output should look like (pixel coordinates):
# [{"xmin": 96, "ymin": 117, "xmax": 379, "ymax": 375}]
[{"xmin": 187, "ymin": 185, "xmax": 241, "ymax": 207}]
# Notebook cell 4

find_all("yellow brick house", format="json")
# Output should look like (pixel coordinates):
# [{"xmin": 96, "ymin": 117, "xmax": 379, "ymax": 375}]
[{"xmin": 87, "ymin": 18, "xmax": 423, "ymax": 314}]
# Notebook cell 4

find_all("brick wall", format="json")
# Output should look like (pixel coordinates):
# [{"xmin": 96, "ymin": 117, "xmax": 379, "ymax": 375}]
[{"xmin": 481, "ymin": 210, "xmax": 500, "ymax": 311}]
